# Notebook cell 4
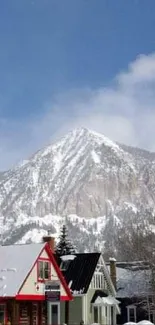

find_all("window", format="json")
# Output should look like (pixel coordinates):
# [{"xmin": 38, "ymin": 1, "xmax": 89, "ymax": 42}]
[
  {"xmin": 60, "ymin": 260, "xmax": 70, "ymax": 271},
  {"xmin": 91, "ymin": 272, "xmax": 105, "ymax": 289},
  {"xmin": 127, "ymin": 305, "xmax": 136, "ymax": 323},
  {"xmin": 38, "ymin": 260, "xmax": 50, "ymax": 280}
]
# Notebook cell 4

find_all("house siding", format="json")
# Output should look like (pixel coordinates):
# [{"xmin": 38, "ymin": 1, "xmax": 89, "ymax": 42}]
[
  {"xmin": 86, "ymin": 288, "xmax": 96, "ymax": 324},
  {"xmin": 69, "ymin": 297, "xmax": 83, "ymax": 325},
  {"xmin": 60, "ymin": 297, "xmax": 82, "ymax": 325},
  {"xmin": 86, "ymin": 288, "xmax": 117, "ymax": 325},
  {"xmin": 19, "ymin": 249, "xmax": 66, "ymax": 297},
  {"xmin": 85, "ymin": 288, "xmax": 107, "ymax": 325},
  {"xmin": 60, "ymin": 301, "xmax": 65, "ymax": 324}
]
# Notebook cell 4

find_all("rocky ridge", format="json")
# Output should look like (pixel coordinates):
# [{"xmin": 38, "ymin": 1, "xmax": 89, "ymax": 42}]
[{"xmin": 0, "ymin": 127, "xmax": 155, "ymax": 253}]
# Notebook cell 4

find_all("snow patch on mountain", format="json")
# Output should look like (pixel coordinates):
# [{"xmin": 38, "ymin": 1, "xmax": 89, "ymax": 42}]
[
  {"xmin": 17, "ymin": 229, "xmax": 48, "ymax": 244},
  {"xmin": 89, "ymin": 129, "xmax": 120, "ymax": 151},
  {"xmin": 0, "ymin": 127, "xmax": 155, "ymax": 250},
  {"xmin": 91, "ymin": 150, "xmax": 101, "ymax": 164}
]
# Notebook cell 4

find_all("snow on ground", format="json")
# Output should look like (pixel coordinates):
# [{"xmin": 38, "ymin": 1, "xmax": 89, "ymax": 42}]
[
  {"xmin": 123, "ymin": 321, "xmax": 154, "ymax": 325},
  {"xmin": 138, "ymin": 321, "xmax": 154, "ymax": 325},
  {"xmin": 123, "ymin": 323, "xmax": 136, "ymax": 325}
]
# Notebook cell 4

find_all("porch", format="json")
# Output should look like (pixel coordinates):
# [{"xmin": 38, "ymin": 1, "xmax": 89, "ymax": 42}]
[
  {"xmin": 0, "ymin": 299, "xmax": 62, "ymax": 325},
  {"xmin": 92, "ymin": 295, "xmax": 120, "ymax": 325}
]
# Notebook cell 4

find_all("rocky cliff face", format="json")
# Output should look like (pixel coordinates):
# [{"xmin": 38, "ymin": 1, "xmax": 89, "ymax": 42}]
[{"xmin": 0, "ymin": 127, "xmax": 155, "ymax": 250}]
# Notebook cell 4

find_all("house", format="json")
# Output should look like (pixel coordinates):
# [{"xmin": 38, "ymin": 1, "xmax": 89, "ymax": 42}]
[
  {"xmin": 55, "ymin": 253, "xmax": 120, "ymax": 325},
  {"xmin": 0, "ymin": 236, "xmax": 72, "ymax": 325},
  {"xmin": 107, "ymin": 260, "xmax": 154, "ymax": 325}
]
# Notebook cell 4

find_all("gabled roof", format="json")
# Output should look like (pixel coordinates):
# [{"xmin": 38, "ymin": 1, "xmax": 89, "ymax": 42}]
[
  {"xmin": 0, "ymin": 243, "xmax": 45, "ymax": 297},
  {"xmin": 45, "ymin": 244, "xmax": 72, "ymax": 300},
  {"xmin": 91, "ymin": 289, "xmax": 108, "ymax": 303},
  {"xmin": 0, "ymin": 243, "xmax": 72, "ymax": 300},
  {"xmin": 55, "ymin": 253, "xmax": 100, "ymax": 294}
]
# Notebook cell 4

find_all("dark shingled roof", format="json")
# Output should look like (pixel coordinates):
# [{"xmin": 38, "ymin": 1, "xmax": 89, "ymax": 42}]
[
  {"xmin": 55, "ymin": 253, "xmax": 100, "ymax": 294},
  {"xmin": 91, "ymin": 289, "xmax": 108, "ymax": 303}
]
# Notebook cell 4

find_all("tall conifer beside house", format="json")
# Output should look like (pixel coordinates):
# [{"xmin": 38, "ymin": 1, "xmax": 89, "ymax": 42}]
[{"xmin": 56, "ymin": 225, "xmax": 76, "ymax": 255}]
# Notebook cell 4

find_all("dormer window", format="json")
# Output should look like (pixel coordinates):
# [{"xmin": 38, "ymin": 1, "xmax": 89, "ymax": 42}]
[
  {"xmin": 60, "ymin": 254, "xmax": 76, "ymax": 271},
  {"xmin": 38, "ymin": 260, "xmax": 50, "ymax": 281},
  {"xmin": 60, "ymin": 260, "xmax": 70, "ymax": 271}
]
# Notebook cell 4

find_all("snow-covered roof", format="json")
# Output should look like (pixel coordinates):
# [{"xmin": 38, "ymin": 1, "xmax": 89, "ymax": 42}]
[
  {"xmin": 0, "ymin": 243, "xmax": 45, "ymax": 297},
  {"xmin": 111, "ymin": 263, "xmax": 152, "ymax": 298},
  {"xmin": 60, "ymin": 255, "xmax": 76, "ymax": 261},
  {"xmin": 93, "ymin": 295, "xmax": 120, "ymax": 306},
  {"xmin": 109, "ymin": 257, "xmax": 116, "ymax": 262}
]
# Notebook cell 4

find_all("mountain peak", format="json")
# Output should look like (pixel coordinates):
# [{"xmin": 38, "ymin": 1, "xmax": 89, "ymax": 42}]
[
  {"xmin": 54, "ymin": 127, "xmax": 120, "ymax": 153},
  {"xmin": 0, "ymin": 126, "xmax": 155, "ymax": 250}
]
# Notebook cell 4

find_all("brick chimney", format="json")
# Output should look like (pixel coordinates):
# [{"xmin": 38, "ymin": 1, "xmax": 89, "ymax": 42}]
[
  {"xmin": 43, "ymin": 231, "xmax": 55, "ymax": 252},
  {"xmin": 109, "ymin": 257, "xmax": 116, "ymax": 289}
]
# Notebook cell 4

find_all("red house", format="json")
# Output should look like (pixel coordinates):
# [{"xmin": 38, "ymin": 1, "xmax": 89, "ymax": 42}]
[{"xmin": 0, "ymin": 237, "xmax": 72, "ymax": 325}]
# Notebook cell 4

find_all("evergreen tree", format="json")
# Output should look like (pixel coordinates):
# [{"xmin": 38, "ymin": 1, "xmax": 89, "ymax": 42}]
[{"xmin": 55, "ymin": 225, "xmax": 76, "ymax": 255}]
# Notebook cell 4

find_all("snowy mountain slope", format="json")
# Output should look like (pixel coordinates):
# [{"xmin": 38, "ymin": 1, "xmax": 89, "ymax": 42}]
[{"xmin": 0, "ymin": 127, "xmax": 155, "ymax": 250}]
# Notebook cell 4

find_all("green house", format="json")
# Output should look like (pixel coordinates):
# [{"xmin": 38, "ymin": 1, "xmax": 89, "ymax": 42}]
[{"xmin": 56, "ymin": 253, "xmax": 120, "ymax": 325}]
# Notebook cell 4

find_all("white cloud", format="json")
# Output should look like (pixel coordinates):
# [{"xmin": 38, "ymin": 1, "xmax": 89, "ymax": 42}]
[
  {"xmin": 1, "ymin": 52, "xmax": 155, "ymax": 170},
  {"xmin": 118, "ymin": 53, "xmax": 155, "ymax": 85}
]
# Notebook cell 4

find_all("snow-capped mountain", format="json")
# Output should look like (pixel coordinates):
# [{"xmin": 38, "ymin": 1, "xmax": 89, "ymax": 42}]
[{"xmin": 0, "ymin": 127, "xmax": 155, "ymax": 251}]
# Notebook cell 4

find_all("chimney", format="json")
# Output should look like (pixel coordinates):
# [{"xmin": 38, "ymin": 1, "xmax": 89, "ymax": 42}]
[
  {"xmin": 43, "ymin": 231, "xmax": 55, "ymax": 252},
  {"xmin": 109, "ymin": 257, "xmax": 116, "ymax": 289}
]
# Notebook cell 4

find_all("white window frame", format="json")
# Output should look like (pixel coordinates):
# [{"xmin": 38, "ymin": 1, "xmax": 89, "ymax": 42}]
[
  {"xmin": 127, "ymin": 305, "xmax": 137, "ymax": 323},
  {"xmin": 38, "ymin": 260, "xmax": 50, "ymax": 280}
]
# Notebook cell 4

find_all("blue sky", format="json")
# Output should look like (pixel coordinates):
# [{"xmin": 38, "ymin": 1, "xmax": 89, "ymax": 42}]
[{"xmin": 1, "ymin": 0, "xmax": 155, "ymax": 170}]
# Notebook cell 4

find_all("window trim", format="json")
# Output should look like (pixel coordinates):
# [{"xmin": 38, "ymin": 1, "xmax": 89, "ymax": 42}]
[
  {"xmin": 37, "ymin": 258, "xmax": 50, "ymax": 283},
  {"xmin": 127, "ymin": 305, "xmax": 137, "ymax": 323}
]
